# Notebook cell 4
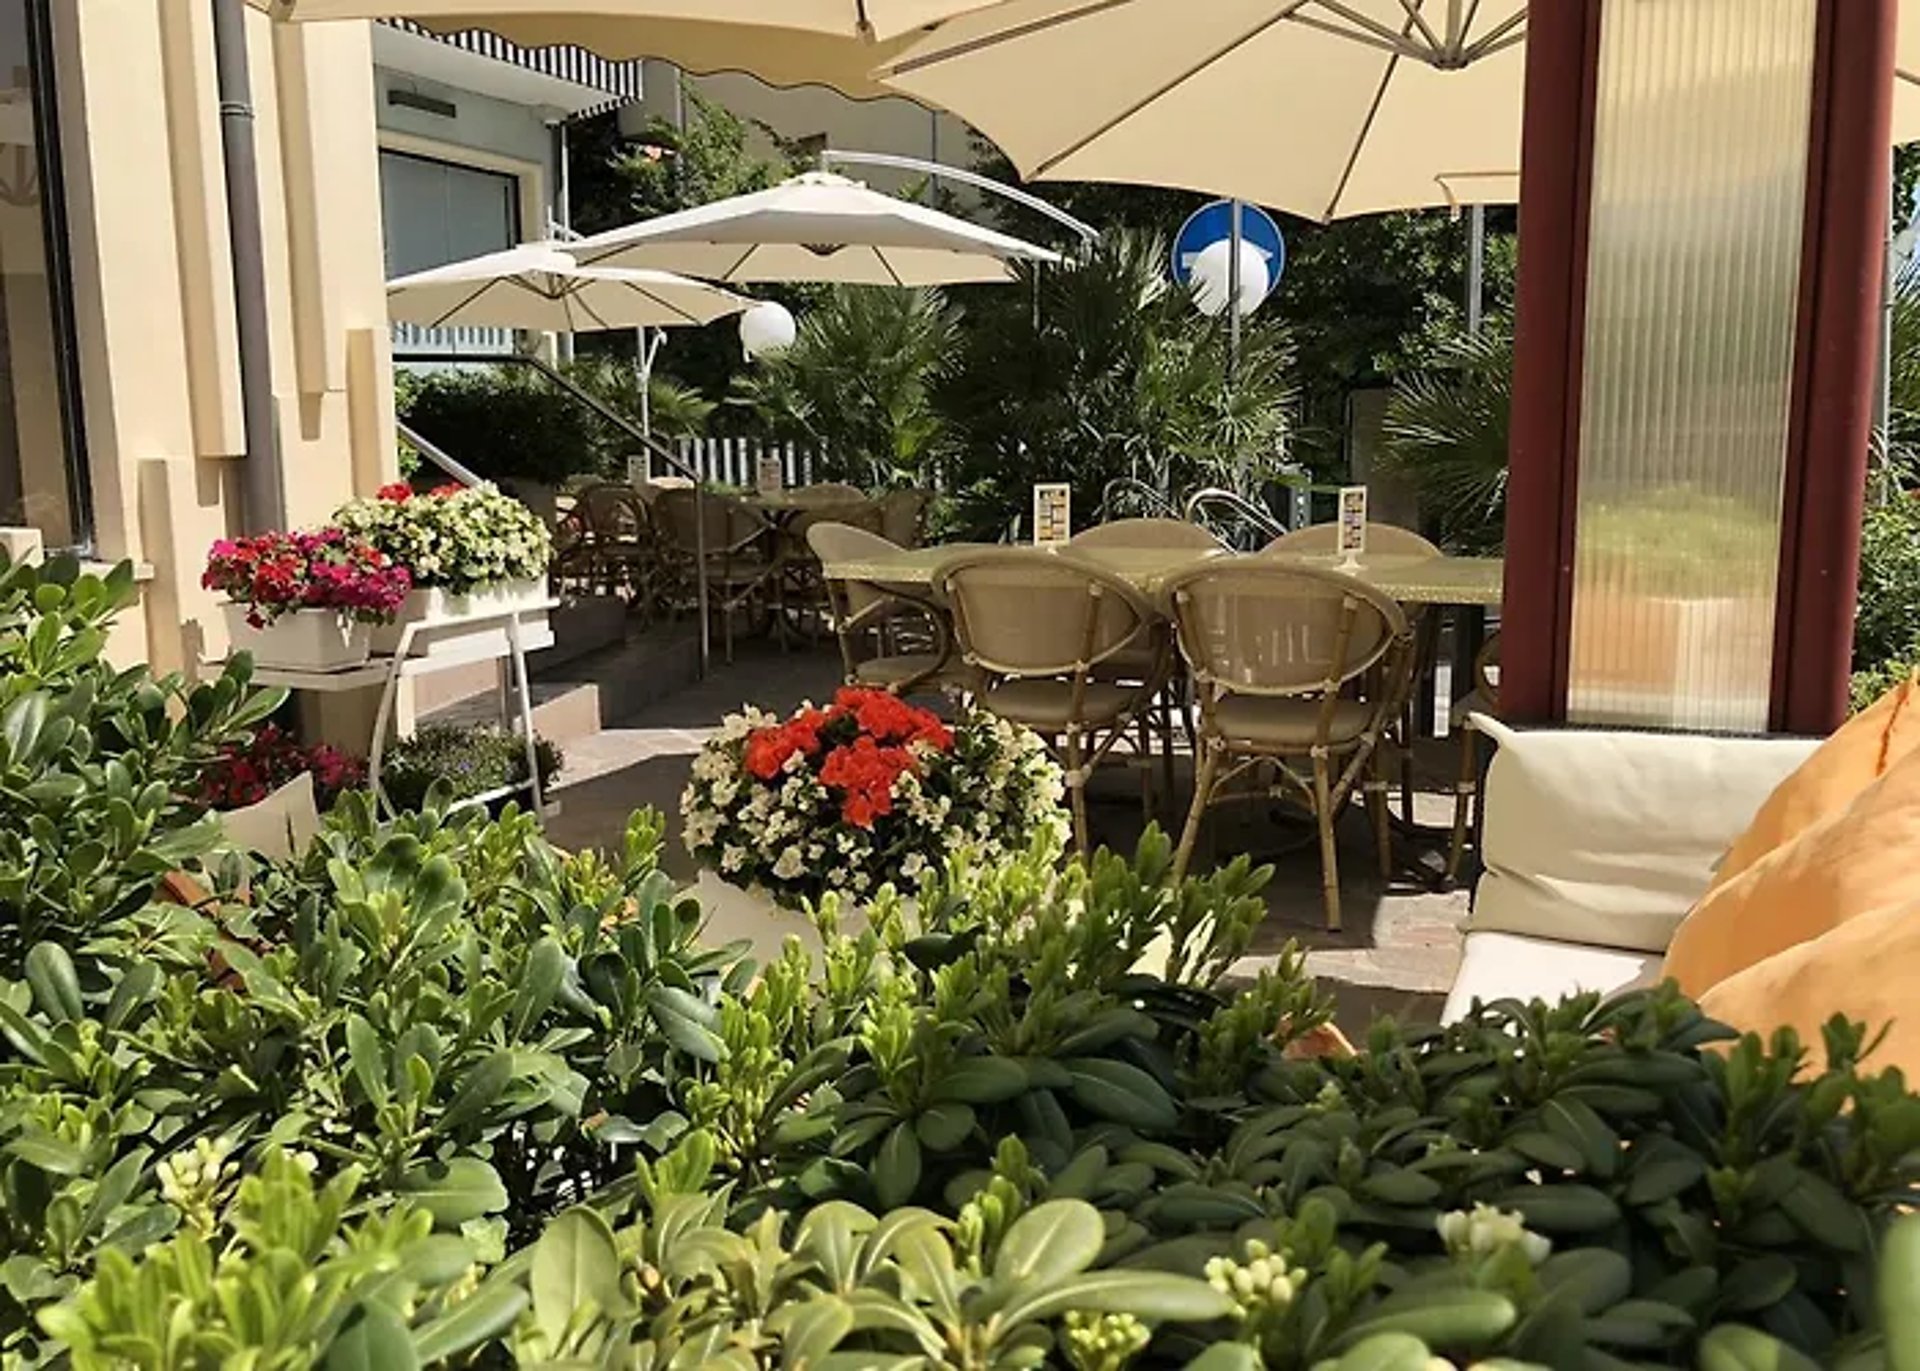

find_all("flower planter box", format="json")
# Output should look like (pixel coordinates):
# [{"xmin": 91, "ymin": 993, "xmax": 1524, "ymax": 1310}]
[
  {"xmin": 223, "ymin": 603, "xmax": 371, "ymax": 673},
  {"xmin": 693, "ymin": 869, "xmax": 861, "ymax": 973},
  {"xmin": 369, "ymin": 577, "xmax": 550, "ymax": 658}
]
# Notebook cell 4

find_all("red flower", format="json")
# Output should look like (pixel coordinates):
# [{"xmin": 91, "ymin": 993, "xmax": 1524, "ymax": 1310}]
[
  {"xmin": 819, "ymin": 736, "xmax": 914, "ymax": 829},
  {"xmin": 429, "ymin": 482, "xmax": 466, "ymax": 498},
  {"xmin": 377, "ymin": 482, "xmax": 414, "ymax": 502},
  {"xmin": 205, "ymin": 528, "xmax": 411, "ymax": 625}
]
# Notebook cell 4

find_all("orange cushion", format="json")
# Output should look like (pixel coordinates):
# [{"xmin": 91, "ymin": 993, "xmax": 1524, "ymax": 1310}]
[
  {"xmin": 1709, "ymin": 670, "xmax": 1920, "ymax": 893},
  {"xmin": 1699, "ymin": 896, "xmax": 1920, "ymax": 1077},
  {"xmin": 1663, "ymin": 743, "xmax": 1920, "ymax": 998}
]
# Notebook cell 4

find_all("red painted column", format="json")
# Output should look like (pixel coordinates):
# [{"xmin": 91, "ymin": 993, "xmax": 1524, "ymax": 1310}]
[
  {"xmin": 1498, "ymin": 1, "xmax": 1598, "ymax": 725},
  {"xmin": 1772, "ymin": 0, "xmax": 1897, "ymax": 734}
]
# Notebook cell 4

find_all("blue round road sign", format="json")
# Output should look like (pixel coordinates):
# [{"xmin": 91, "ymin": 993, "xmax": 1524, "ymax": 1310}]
[{"xmin": 1171, "ymin": 200, "xmax": 1286, "ymax": 295}]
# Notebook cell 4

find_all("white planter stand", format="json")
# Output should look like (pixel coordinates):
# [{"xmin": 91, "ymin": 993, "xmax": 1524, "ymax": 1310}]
[
  {"xmin": 223, "ymin": 604, "xmax": 371, "ymax": 673},
  {"xmin": 219, "ymin": 599, "xmax": 559, "ymax": 824},
  {"xmin": 370, "ymin": 578, "xmax": 551, "ymax": 658}
]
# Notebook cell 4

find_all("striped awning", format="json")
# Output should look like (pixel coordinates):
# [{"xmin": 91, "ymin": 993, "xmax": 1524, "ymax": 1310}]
[{"xmin": 381, "ymin": 18, "xmax": 643, "ymax": 119}]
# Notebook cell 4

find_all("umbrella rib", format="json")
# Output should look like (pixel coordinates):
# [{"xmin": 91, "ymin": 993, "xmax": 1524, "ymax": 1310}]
[
  {"xmin": 631, "ymin": 283, "xmax": 704, "ymax": 327},
  {"xmin": 1323, "ymin": 45, "xmax": 1405, "ymax": 222},
  {"xmin": 884, "ymin": 0, "xmax": 1139, "ymax": 76},
  {"xmin": 876, "ymin": 246, "xmax": 906, "ymax": 288},
  {"xmin": 1032, "ymin": 1, "xmax": 1317, "ymax": 179},
  {"xmin": 575, "ymin": 292, "xmax": 615, "ymax": 331},
  {"xmin": 1386, "ymin": 0, "xmax": 1443, "ymax": 56},
  {"xmin": 424, "ymin": 278, "xmax": 504, "ymax": 332},
  {"xmin": 1289, "ymin": 9, "xmax": 1429, "ymax": 61},
  {"xmin": 1460, "ymin": 7, "xmax": 1526, "ymax": 62},
  {"xmin": 720, "ymin": 243, "xmax": 761, "ymax": 282}
]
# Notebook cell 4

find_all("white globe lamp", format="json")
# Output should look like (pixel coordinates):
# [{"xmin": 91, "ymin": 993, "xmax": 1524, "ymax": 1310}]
[
  {"xmin": 739, "ymin": 301, "xmax": 797, "ymax": 360},
  {"xmin": 1188, "ymin": 239, "xmax": 1271, "ymax": 318}
]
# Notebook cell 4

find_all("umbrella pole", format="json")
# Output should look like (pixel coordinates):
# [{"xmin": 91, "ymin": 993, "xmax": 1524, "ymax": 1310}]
[
  {"xmin": 1228, "ymin": 200, "xmax": 1245, "ymax": 488},
  {"xmin": 1466, "ymin": 203, "xmax": 1486, "ymax": 335}
]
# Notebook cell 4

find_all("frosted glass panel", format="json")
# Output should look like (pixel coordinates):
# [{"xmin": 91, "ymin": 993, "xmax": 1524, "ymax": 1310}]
[{"xmin": 1567, "ymin": 0, "xmax": 1815, "ymax": 732}]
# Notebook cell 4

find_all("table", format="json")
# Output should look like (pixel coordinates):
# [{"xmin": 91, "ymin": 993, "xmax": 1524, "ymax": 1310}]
[{"xmin": 818, "ymin": 543, "xmax": 1504, "ymax": 609}]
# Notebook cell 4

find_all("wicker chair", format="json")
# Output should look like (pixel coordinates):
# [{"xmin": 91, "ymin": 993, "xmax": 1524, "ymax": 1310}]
[
  {"xmin": 1265, "ymin": 521, "xmax": 1441, "ymax": 837},
  {"xmin": 1445, "ymin": 632, "xmax": 1503, "ymax": 885},
  {"xmin": 653, "ymin": 487, "xmax": 779, "ymax": 662},
  {"xmin": 571, "ymin": 483, "xmax": 667, "ymax": 615},
  {"xmin": 808, "ymin": 522, "xmax": 972, "ymax": 697},
  {"xmin": 879, "ymin": 488, "xmax": 934, "ymax": 549},
  {"xmin": 1069, "ymin": 518, "xmax": 1223, "ymax": 552},
  {"xmin": 1263, "ymin": 522, "xmax": 1443, "ymax": 558},
  {"xmin": 939, "ymin": 549, "xmax": 1170, "ymax": 852},
  {"xmin": 786, "ymin": 482, "xmax": 868, "ymax": 505},
  {"xmin": 1166, "ymin": 559, "xmax": 1414, "ymax": 931}
]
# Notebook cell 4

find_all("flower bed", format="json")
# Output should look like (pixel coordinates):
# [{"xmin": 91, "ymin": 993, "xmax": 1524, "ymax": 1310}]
[
  {"xmin": 681, "ymin": 687, "xmax": 1068, "ymax": 907},
  {"xmin": 202, "ymin": 528, "xmax": 411, "ymax": 628}
]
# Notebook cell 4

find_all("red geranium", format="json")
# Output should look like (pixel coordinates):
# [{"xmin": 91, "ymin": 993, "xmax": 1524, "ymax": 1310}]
[
  {"xmin": 737, "ymin": 689, "xmax": 953, "ymax": 826},
  {"xmin": 204, "ymin": 528, "xmax": 411, "ymax": 628},
  {"xmin": 377, "ymin": 482, "xmax": 414, "ymax": 502},
  {"xmin": 197, "ymin": 723, "xmax": 365, "ymax": 810}
]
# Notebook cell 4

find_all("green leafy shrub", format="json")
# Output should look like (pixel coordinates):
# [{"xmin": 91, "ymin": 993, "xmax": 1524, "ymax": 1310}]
[
  {"xmin": 379, "ymin": 721, "xmax": 562, "ymax": 813},
  {"xmin": 400, "ymin": 365, "xmax": 611, "ymax": 488},
  {"xmin": 1853, "ymin": 494, "xmax": 1920, "ymax": 709}
]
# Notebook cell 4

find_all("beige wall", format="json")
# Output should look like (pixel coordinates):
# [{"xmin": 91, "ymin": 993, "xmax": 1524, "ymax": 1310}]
[{"xmin": 55, "ymin": 1, "xmax": 397, "ymax": 676}]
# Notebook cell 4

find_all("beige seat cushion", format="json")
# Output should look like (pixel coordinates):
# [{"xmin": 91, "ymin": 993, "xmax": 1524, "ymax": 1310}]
[
  {"xmin": 983, "ymin": 679, "xmax": 1137, "ymax": 730},
  {"xmin": 1210, "ymin": 695, "xmax": 1372, "ymax": 749},
  {"xmin": 1469, "ymin": 717, "xmax": 1820, "ymax": 954},
  {"xmin": 1442, "ymin": 931, "xmax": 1662, "ymax": 1024}
]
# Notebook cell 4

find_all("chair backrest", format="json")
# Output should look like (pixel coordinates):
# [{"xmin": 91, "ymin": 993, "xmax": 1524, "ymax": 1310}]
[
  {"xmin": 880, "ymin": 488, "xmax": 933, "ymax": 548},
  {"xmin": 1069, "ymin": 517, "xmax": 1222, "ymax": 551},
  {"xmin": 788, "ymin": 482, "xmax": 867, "ymax": 505},
  {"xmin": 1264, "ymin": 521, "xmax": 1441, "ymax": 559},
  {"xmin": 939, "ymin": 549, "xmax": 1155, "ymax": 679},
  {"xmin": 654, "ymin": 487, "xmax": 766, "ymax": 556},
  {"xmin": 575, "ymin": 482, "xmax": 647, "ymax": 540},
  {"xmin": 808, "ymin": 521, "xmax": 904, "ymax": 619},
  {"xmin": 1167, "ymin": 559, "xmax": 1409, "ymax": 698},
  {"xmin": 637, "ymin": 476, "xmax": 694, "ymax": 503},
  {"xmin": 789, "ymin": 498, "xmax": 884, "ymax": 543}
]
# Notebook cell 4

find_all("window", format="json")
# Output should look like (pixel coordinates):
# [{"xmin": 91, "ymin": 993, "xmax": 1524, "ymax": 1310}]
[
  {"xmin": 379, "ymin": 149, "xmax": 519, "ymax": 276},
  {"xmin": 0, "ymin": 0, "xmax": 89, "ymax": 551},
  {"xmin": 379, "ymin": 148, "xmax": 521, "ymax": 355}
]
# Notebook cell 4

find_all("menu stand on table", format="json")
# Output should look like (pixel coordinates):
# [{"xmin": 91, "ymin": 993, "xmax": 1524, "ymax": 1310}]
[{"xmin": 238, "ymin": 600, "xmax": 559, "ymax": 822}]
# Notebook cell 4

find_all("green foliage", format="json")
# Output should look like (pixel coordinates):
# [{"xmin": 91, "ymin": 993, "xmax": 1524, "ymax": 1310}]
[
  {"xmin": 735, "ymin": 285, "xmax": 962, "ymax": 487},
  {"xmin": 1380, "ymin": 321, "xmax": 1512, "ymax": 554},
  {"xmin": 400, "ymin": 366, "xmax": 610, "ymax": 487},
  {"xmin": 1853, "ymin": 492, "xmax": 1920, "ymax": 711},
  {"xmin": 936, "ymin": 230, "xmax": 1297, "ymax": 539},
  {"xmin": 379, "ymin": 722, "xmax": 563, "ymax": 813},
  {"xmin": 0, "ymin": 553, "xmax": 283, "ymax": 971}
]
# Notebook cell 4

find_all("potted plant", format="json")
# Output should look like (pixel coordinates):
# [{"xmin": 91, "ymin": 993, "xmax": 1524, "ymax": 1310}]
[
  {"xmin": 196, "ymin": 722, "xmax": 365, "ymax": 811},
  {"xmin": 379, "ymin": 721, "xmax": 562, "ymax": 814},
  {"xmin": 680, "ymin": 687, "xmax": 1068, "ymax": 957},
  {"xmin": 333, "ymin": 482, "xmax": 553, "ymax": 656},
  {"xmin": 203, "ymin": 529, "xmax": 411, "ymax": 671}
]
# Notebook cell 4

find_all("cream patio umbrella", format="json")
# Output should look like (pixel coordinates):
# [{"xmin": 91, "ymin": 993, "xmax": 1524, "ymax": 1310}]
[
  {"xmin": 879, "ymin": 0, "xmax": 1528, "ymax": 223},
  {"xmin": 265, "ymin": 1, "xmax": 1005, "ymax": 98},
  {"xmin": 569, "ymin": 171, "xmax": 1063, "ymax": 285},
  {"xmin": 386, "ymin": 243, "xmax": 751, "ymax": 330}
]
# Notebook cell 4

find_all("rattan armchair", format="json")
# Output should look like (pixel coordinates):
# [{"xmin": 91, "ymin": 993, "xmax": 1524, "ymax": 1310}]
[
  {"xmin": 807, "ymin": 522, "xmax": 972, "ymax": 697},
  {"xmin": 1263, "ymin": 522, "xmax": 1442, "ymax": 558},
  {"xmin": 1445, "ymin": 631, "xmax": 1503, "ymax": 885},
  {"xmin": 653, "ymin": 487, "xmax": 780, "ymax": 662},
  {"xmin": 938, "ymin": 549, "xmax": 1171, "ymax": 851},
  {"xmin": 1166, "ymin": 559, "xmax": 1414, "ymax": 931}
]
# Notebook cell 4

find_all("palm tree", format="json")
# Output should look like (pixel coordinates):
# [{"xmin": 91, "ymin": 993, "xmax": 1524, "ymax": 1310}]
[{"xmin": 1378, "ymin": 321, "xmax": 1513, "ymax": 555}]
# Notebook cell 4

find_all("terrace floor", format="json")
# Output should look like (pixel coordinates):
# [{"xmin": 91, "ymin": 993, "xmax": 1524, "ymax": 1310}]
[{"xmin": 534, "ymin": 630, "xmax": 1471, "ymax": 1034}]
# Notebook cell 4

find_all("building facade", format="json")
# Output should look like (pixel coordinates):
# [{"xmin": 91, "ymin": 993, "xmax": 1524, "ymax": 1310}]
[{"xmin": 1, "ymin": 0, "xmax": 395, "ymax": 676}]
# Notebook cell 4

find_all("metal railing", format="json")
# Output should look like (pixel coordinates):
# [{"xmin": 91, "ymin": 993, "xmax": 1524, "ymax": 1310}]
[
  {"xmin": 1184, "ymin": 486, "xmax": 1287, "ymax": 551},
  {"xmin": 1095, "ymin": 476, "xmax": 1183, "ymax": 523}
]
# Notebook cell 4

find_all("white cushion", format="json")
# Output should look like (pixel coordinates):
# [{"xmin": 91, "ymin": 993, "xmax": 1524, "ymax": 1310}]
[
  {"xmin": 1441, "ymin": 931, "xmax": 1662, "ymax": 1024},
  {"xmin": 1470, "ymin": 716, "xmax": 1820, "ymax": 953}
]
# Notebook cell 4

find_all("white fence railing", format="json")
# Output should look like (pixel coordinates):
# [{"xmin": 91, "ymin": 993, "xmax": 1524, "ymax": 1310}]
[{"xmin": 651, "ymin": 437, "xmax": 821, "ymax": 489}]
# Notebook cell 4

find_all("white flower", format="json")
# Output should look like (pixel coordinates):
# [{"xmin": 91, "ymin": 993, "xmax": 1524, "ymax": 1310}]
[
  {"xmin": 900, "ymin": 852, "xmax": 927, "ymax": 879},
  {"xmin": 1436, "ymin": 1204, "xmax": 1551, "ymax": 1266},
  {"xmin": 720, "ymin": 845, "xmax": 747, "ymax": 874},
  {"xmin": 773, "ymin": 846, "xmax": 806, "ymax": 879}
]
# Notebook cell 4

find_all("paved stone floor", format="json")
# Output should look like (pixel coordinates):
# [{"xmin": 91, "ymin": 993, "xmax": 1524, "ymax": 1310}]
[{"xmin": 542, "ymin": 634, "xmax": 1471, "ymax": 1032}]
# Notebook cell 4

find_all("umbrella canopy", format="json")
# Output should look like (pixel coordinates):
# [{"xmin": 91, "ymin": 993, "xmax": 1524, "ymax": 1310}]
[
  {"xmin": 884, "ymin": 0, "xmax": 1920, "ymax": 222},
  {"xmin": 265, "ymin": 1, "xmax": 1001, "ymax": 97},
  {"xmin": 881, "ymin": 0, "xmax": 1527, "ymax": 223},
  {"xmin": 386, "ymin": 244, "xmax": 751, "ymax": 331},
  {"xmin": 569, "ymin": 172, "xmax": 1063, "ymax": 286}
]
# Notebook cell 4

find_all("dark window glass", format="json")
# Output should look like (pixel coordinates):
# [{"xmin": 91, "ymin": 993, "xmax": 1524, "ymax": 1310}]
[{"xmin": 0, "ymin": 0, "xmax": 89, "ymax": 551}]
